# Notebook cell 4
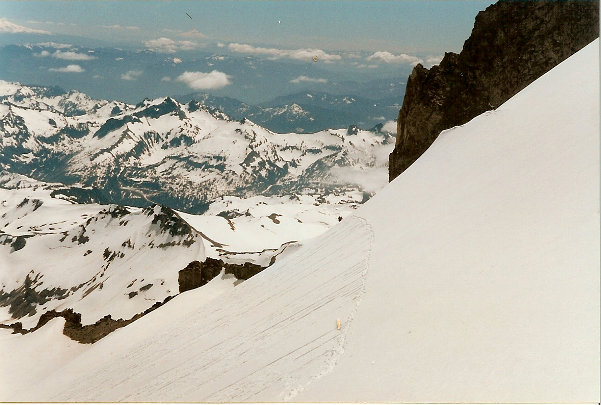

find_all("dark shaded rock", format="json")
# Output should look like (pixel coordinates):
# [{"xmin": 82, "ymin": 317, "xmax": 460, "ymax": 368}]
[
  {"xmin": 389, "ymin": 0, "xmax": 600, "ymax": 181},
  {"xmin": 178, "ymin": 257, "xmax": 267, "ymax": 293},
  {"xmin": 267, "ymin": 213, "xmax": 281, "ymax": 224},
  {"xmin": 224, "ymin": 262, "xmax": 265, "ymax": 280},
  {"xmin": 104, "ymin": 204, "xmax": 130, "ymax": 218},
  {"xmin": 145, "ymin": 205, "xmax": 193, "ymax": 237},
  {"xmin": 94, "ymin": 115, "xmax": 142, "ymax": 139},
  {"xmin": 110, "ymin": 106, "xmax": 122, "ymax": 116},
  {"xmin": 0, "ymin": 271, "xmax": 68, "ymax": 318},
  {"xmin": 10, "ymin": 235, "xmax": 26, "ymax": 252},
  {"xmin": 178, "ymin": 259, "xmax": 223, "ymax": 293},
  {"xmin": 134, "ymin": 97, "xmax": 186, "ymax": 120},
  {"xmin": 1, "ymin": 294, "xmax": 175, "ymax": 343},
  {"xmin": 58, "ymin": 123, "xmax": 89, "ymax": 139},
  {"xmin": 369, "ymin": 123, "xmax": 384, "ymax": 133}
]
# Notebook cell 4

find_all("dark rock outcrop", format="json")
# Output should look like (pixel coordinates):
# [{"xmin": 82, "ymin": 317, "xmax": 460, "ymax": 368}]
[
  {"xmin": 389, "ymin": 0, "xmax": 599, "ymax": 181},
  {"xmin": 178, "ymin": 258, "xmax": 224, "ymax": 293},
  {"xmin": 3, "ymin": 296, "xmax": 173, "ymax": 344},
  {"xmin": 0, "ymin": 271, "xmax": 68, "ymax": 318},
  {"xmin": 178, "ymin": 258, "xmax": 266, "ymax": 293},
  {"xmin": 0, "ymin": 257, "xmax": 267, "ymax": 343},
  {"xmin": 224, "ymin": 261, "xmax": 265, "ymax": 280}
]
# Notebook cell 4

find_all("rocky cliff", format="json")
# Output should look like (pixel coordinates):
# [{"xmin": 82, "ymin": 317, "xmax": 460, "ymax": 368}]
[{"xmin": 389, "ymin": 0, "xmax": 599, "ymax": 181}]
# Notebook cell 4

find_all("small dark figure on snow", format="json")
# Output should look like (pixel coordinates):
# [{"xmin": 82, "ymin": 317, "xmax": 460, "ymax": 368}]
[{"xmin": 338, "ymin": 216, "xmax": 342, "ymax": 222}]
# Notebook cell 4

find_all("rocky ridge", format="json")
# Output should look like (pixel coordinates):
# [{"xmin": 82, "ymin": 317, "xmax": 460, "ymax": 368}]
[{"xmin": 389, "ymin": 0, "xmax": 600, "ymax": 180}]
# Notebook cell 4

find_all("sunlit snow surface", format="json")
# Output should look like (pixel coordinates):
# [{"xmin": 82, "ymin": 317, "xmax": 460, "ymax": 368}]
[
  {"xmin": 0, "ymin": 175, "xmax": 361, "ymax": 327},
  {"xmin": 1, "ymin": 39, "xmax": 599, "ymax": 402}
]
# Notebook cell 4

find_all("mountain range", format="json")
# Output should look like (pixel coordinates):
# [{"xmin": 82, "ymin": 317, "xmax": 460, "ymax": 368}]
[
  {"xmin": 0, "ymin": 81, "xmax": 394, "ymax": 214},
  {"xmin": 0, "ymin": 81, "xmax": 393, "ymax": 335}
]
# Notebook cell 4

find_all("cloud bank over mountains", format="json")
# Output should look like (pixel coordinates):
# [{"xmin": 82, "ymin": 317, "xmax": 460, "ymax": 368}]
[
  {"xmin": 367, "ymin": 51, "xmax": 422, "ymax": 65},
  {"xmin": 228, "ymin": 43, "xmax": 342, "ymax": 62},
  {"xmin": 36, "ymin": 49, "xmax": 97, "ymax": 60},
  {"xmin": 144, "ymin": 37, "xmax": 199, "ymax": 53},
  {"xmin": 0, "ymin": 18, "xmax": 50, "ymax": 34},
  {"xmin": 290, "ymin": 75, "xmax": 327, "ymax": 84},
  {"xmin": 49, "ymin": 64, "xmax": 84, "ymax": 73},
  {"xmin": 176, "ymin": 70, "xmax": 232, "ymax": 90}
]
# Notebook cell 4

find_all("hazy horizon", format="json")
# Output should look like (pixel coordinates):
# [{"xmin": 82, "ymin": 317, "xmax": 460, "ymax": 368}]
[{"xmin": 0, "ymin": 1, "xmax": 495, "ymax": 106}]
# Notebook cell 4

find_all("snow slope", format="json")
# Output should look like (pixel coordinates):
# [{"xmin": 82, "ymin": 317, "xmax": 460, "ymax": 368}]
[
  {"xmin": 4, "ymin": 39, "xmax": 599, "ymax": 402},
  {"xmin": 0, "ymin": 180, "xmax": 206, "ymax": 328},
  {"xmin": 0, "ymin": 172, "xmax": 357, "ymax": 328}
]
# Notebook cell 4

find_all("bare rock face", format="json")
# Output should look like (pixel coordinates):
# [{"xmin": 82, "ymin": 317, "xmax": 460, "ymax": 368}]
[
  {"xmin": 389, "ymin": 0, "xmax": 599, "ymax": 181},
  {"xmin": 178, "ymin": 259, "xmax": 223, "ymax": 293},
  {"xmin": 178, "ymin": 258, "xmax": 266, "ymax": 293}
]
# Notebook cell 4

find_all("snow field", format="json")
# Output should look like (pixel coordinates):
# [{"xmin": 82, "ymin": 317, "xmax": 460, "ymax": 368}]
[{"xmin": 14, "ymin": 215, "xmax": 373, "ymax": 401}]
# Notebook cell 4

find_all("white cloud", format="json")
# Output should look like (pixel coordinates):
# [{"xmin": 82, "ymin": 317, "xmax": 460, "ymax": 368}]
[
  {"xmin": 381, "ymin": 120, "xmax": 397, "ymax": 134},
  {"xmin": 176, "ymin": 70, "xmax": 231, "ymax": 90},
  {"xmin": 228, "ymin": 43, "xmax": 341, "ymax": 62},
  {"xmin": 144, "ymin": 37, "xmax": 197, "ymax": 53},
  {"xmin": 36, "ymin": 42, "xmax": 72, "ymax": 49},
  {"xmin": 0, "ymin": 18, "xmax": 50, "ymax": 34},
  {"xmin": 367, "ymin": 51, "xmax": 423, "ymax": 65},
  {"xmin": 161, "ymin": 76, "xmax": 172, "ymax": 82},
  {"xmin": 356, "ymin": 64, "xmax": 379, "ymax": 69},
  {"xmin": 290, "ymin": 75, "xmax": 327, "ymax": 84},
  {"xmin": 424, "ymin": 55, "xmax": 444, "ymax": 67},
  {"xmin": 216, "ymin": 42, "xmax": 225, "ymax": 48},
  {"xmin": 179, "ymin": 29, "xmax": 205, "ymax": 39},
  {"xmin": 49, "ymin": 64, "xmax": 84, "ymax": 73},
  {"xmin": 343, "ymin": 52, "xmax": 363, "ymax": 59},
  {"xmin": 52, "ymin": 50, "xmax": 97, "ymax": 61},
  {"xmin": 35, "ymin": 48, "xmax": 96, "ymax": 61},
  {"xmin": 121, "ymin": 70, "xmax": 143, "ymax": 81},
  {"xmin": 172, "ymin": 57, "xmax": 182, "ymax": 64},
  {"xmin": 101, "ymin": 24, "xmax": 139, "ymax": 31}
]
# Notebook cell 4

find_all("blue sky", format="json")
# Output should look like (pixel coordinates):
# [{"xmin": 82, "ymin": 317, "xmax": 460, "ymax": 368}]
[
  {"xmin": 0, "ymin": 1, "xmax": 496, "ymax": 105},
  {"xmin": 1, "ymin": 1, "xmax": 495, "ymax": 54}
]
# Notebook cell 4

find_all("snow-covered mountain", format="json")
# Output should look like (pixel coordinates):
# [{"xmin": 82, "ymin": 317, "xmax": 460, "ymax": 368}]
[
  {"xmin": 0, "ymin": 83, "xmax": 387, "ymax": 331},
  {"xmin": 2, "ymin": 30, "xmax": 597, "ymax": 405},
  {"xmin": 0, "ymin": 172, "xmax": 205, "ymax": 329},
  {"xmin": 0, "ymin": 82, "xmax": 393, "ymax": 213},
  {"xmin": 0, "ymin": 168, "xmax": 365, "ymax": 332}
]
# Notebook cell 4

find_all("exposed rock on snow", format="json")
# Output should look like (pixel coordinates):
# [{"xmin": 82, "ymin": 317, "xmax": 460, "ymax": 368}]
[
  {"xmin": 389, "ymin": 0, "xmax": 599, "ymax": 180},
  {"xmin": 178, "ymin": 258, "xmax": 265, "ymax": 293},
  {"xmin": 5, "ymin": 296, "xmax": 174, "ymax": 344}
]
